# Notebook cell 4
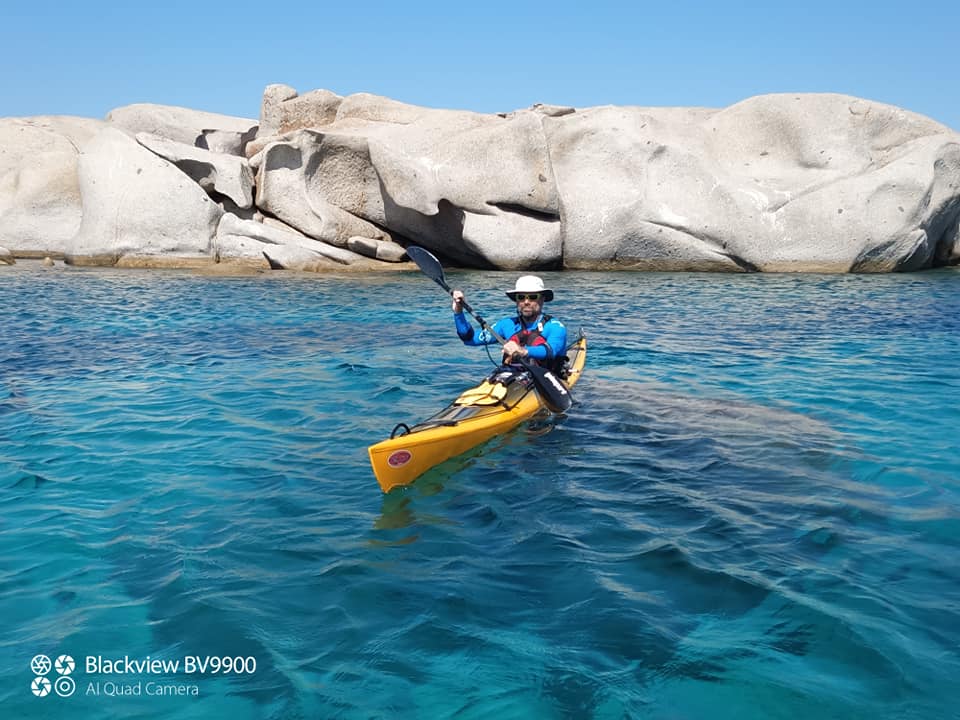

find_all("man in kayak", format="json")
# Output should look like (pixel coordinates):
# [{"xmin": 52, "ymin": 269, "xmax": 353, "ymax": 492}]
[{"xmin": 452, "ymin": 276, "xmax": 567, "ymax": 368}]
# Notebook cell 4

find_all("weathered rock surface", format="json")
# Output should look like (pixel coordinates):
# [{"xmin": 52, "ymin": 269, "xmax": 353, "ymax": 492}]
[
  {"xmin": 0, "ymin": 116, "xmax": 106, "ymax": 255},
  {"xmin": 358, "ymin": 100, "xmax": 562, "ymax": 269},
  {"xmin": 346, "ymin": 236, "xmax": 408, "ymax": 262},
  {"xmin": 251, "ymin": 92, "xmax": 562, "ymax": 268},
  {"xmin": 547, "ymin": 105, "xmax": 745, "ymax": 271},
  {"xmin": 254, "ymin": 131, "xmax": 392, "ymax": 247},
  {"xmin": 247, "ymin": 87, "xmax": 959, "ymax": 272},
  {"xmin": 260, "ymin": 243, "xmax": 339, "ymax": 271},
  {"xmin": 0, "ymin": 246, "xmax": 15, "ymax": 265},
  {"xmin": 3, "ymin": 88, "xmax": 959, "ymax": 273},
  {"xmin": 253, "ymin": 84, "xmax": 342, "ymax": 147},
  {"xmin": 106, "ymin": 103, "xmax": 257, "ymax": 148},
  {"xmin": 215, "ymin": 213, "xmax": 377, "ymax": 267},
  {"xmin": 136, "ymin": 132, "xmax": 255, "ymax": 209},
  {"xmin": 68, "ymin": 127, "xmax": 222, "ymax": 265},
  {"xmin": 548, "ymin": 95, "xmax": 960, "ymax": 271},
  {"xmin": 197, "ymin": 127, "xmax": 258, "ymax": 156}
]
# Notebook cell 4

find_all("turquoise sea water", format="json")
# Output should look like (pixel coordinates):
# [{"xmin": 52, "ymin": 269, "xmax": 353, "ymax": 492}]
[{"xmin": 1, "ymin": 261, "xmax": 958, "ymax": 719}]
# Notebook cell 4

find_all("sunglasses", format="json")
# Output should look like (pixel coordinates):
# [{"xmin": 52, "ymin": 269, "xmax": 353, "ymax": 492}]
[{"xmin": 515, "ymin": 293, "xmax": 541, "ymax": 301}]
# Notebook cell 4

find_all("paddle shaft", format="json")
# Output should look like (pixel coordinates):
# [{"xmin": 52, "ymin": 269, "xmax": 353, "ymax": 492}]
[{"xmin": 432, "ymin": 276, "xmax": 509, "ymax": 346}]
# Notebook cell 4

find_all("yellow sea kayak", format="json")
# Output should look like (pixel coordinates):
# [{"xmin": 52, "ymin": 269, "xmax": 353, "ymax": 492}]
[{"xmin": 368, "ymin": 336, "xmax": 586, "ymax": 492}]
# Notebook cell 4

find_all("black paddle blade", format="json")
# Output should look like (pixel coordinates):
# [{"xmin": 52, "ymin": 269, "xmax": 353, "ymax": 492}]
[
  {"xmin": 406, "ymin": 246, "xmax": 449, "ymax": 291},
  {"xmin": 524, "ymin": 361, "xmax": 573, "ymax": 413}
]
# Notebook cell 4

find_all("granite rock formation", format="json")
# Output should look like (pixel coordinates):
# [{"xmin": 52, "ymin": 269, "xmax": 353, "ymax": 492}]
[{"xmin": 1, "ymin": 87, "xmax": 957, "ymax": 272}]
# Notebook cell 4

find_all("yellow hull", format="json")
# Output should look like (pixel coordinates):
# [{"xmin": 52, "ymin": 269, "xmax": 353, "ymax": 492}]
[{"xmin": 368, "ymin": 337, "xmax": 587, "ymax": 492}]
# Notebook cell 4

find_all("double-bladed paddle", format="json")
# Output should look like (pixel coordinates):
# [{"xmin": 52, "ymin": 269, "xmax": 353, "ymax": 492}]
[{"xmin": 406, "ymin": 245, "xmax": 573, "ymax": 413}]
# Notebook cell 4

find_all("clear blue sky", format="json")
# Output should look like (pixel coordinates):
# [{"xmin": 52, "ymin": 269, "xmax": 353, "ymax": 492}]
[{"xmin": 4, "ymin": 0, "xmax": 957, "ymax": 131}]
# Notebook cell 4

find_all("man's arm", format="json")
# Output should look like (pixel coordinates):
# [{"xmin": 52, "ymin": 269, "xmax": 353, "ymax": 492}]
[
  {"xmin": 524, "ymin": 319, "xmax": 567, "ymax": 361},
  {"xmin": 454, "ymin": 310, "xmax": 505, "ymax": 347}
]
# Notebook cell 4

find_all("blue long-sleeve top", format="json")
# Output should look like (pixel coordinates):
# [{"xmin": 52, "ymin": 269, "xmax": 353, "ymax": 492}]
[{"xmin": 454, "ymin": 311, "xmax": 567, "ymax": 363}]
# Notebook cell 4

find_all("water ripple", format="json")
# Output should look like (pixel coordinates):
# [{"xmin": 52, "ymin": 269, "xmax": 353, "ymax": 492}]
[{"xmin": 1, "ymin": 263, "xmax": 958, "ymax": 718}]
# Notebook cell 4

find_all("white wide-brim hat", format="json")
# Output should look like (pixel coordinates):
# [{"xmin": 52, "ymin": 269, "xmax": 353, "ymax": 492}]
[{"xmin": 505, "ymin": 275, "xmax": 554, "ymax": 302}]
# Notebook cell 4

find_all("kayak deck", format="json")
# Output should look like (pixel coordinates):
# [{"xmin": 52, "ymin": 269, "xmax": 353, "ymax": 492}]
[{"xmin": 368, "ymin": 335, "xmax": 586, "ymax": 492}]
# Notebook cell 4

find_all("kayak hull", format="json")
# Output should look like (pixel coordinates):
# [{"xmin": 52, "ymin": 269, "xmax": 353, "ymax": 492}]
[{"xmin": 368, "ymin": 336, "xmax": 586, "ymax": 492}]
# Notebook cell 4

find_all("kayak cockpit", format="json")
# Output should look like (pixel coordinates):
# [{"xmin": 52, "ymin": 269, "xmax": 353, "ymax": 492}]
[{"xmin": 369, "ymin": 334, "xmax": 586, "ymax": 492}]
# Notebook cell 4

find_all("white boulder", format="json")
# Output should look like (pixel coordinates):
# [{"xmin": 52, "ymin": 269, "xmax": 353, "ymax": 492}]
[
  {"xmin": 246, "ymin": 85, "xmax": 343, "ymax": 158},
  {"xmin": 548, "ymin": 94, "xmax": 960, "ymax": 271},
  {"xmin": 360, "ymin": 104, "xmax": 562, "ymax": 268},
  {"xmin": 259, "ymin": 242, "xmax": 382, "ymax": 271},
  {"xmin": 252, "ymin": 92, "xmax": 563, "ymax": 268},
  {"xmin": 68, "ymin": 127, "xmax": 222, "ymax": 264},
  {"xmin": 0, "ymin": 116, "xmax": 106, "ymax": 255},
  {"xmin": 254, "ymin": 131, "xmax": 392, "ymax": 247},
  {"xmin": 4, "ymin": 89, "xmax": 959, "ymax": 273},
  {"xmin": 136, "ymin": 132, "xmax": 255, "ymax": 209},
  {"xmin": 216, "ymin": 213, "xmax": 379, "ymax": 267},
  {"xmin": 346, "ymin": 236, "xmax": 407, "ymax": 262},
  {"xmin": 106, "ymin": 103, "xmax": 257, "ymax": 147},
  {"xmin": 260, "ymin": 243, "xmax": 337, "ymax": 271},
  {"xmin": 258, "ymin": 84, "xmax": 342, "ymax": 135},
  {"xmin": 197, "ymin": 127, "xmax": 258, "ymax": 156},
  {"xmin": 702, "ymin": 94, "xmax": 960, "ymax": 272}
]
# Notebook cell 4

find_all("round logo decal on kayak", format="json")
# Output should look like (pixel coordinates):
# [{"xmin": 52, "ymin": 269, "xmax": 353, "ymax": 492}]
[{"xmin": 387, "ymin": 450, "xmax": 412, "ymax": 467}]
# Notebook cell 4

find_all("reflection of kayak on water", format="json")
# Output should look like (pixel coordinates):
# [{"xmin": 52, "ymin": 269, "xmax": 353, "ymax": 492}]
[{"xmin": 368, "ymin": 334, "xmax": 587, "ymax": 492}]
